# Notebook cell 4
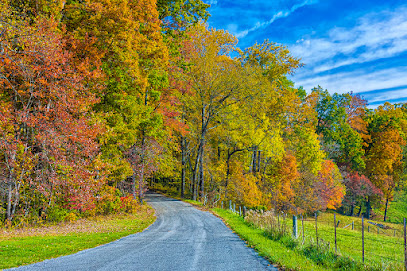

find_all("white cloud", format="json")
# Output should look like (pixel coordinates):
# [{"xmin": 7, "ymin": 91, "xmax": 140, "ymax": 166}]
[
  {"xmin": 292, "ymin": 67, "xmax": 407, "ymax": 94},
  {"xmin": 290, "ymin": 8, "xmax": 407, "ymax": 72},
  {"xmin": 233, "ymin": 0, "xmax": 318, "ymax": 38},
  {"xmin": 362, "ymin": 89, "xmax": 407, "ymax": 103},
  {"xmin": 290, "ymin": 6, "xmax": 407, "ymax": 105}
]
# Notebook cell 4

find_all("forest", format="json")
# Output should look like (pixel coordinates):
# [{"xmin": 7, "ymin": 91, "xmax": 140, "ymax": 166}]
[{"xmin": 1, "ymin": 0, "xmax": 406, "ymax": 227}]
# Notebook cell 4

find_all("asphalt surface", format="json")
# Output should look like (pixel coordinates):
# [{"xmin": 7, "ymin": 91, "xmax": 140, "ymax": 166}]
[{"xmin": 10, "ymin": 192, "xmax": 277, "ymax": 271}]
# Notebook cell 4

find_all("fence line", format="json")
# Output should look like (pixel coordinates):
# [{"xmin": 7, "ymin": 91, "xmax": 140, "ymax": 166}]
[{"xmin": 217, "ymin": 200, "xmax": 406, "ymax": 270}]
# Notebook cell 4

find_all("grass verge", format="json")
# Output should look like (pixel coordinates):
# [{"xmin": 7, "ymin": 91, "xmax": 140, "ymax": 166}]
[
  {"xmin": 0, "ymin": 205, "xmax": 155, "ymax": 269},
  {"xmin": 212, "ymin": 208, "xmax": 327, "ymax": 271}
]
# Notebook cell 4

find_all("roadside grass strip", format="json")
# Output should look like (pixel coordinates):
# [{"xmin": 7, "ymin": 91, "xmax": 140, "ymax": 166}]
[
  {"xmin": 212, "ymin": 208, "xmax": 327, "ymax": 271},
  {"xmin": 0, "ymin": 205, "xmax": 155, "ymax": 269}
]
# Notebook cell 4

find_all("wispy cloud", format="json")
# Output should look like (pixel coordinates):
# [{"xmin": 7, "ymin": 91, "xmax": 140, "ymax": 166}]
[
  {"xmin": 362, "ymin": 89, "xmax": 407, "ymax": 103},
  {"xmin": 233, "ymin": 0, "xmax": 318, "ymax": 38},
  {"xmin": 290, "ymin": 7, "xmax": 407, "ymax": 73},
  {"xmin": 292, "ymin": 66, "xmax": 407, "ymax": 95},
  {"xmin": 289, "ymin": 6, "xmax": 407, "ymax": 106}
]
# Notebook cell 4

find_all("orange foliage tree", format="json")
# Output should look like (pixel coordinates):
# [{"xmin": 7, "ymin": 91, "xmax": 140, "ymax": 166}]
[{"xmin": 313, "ymin": 160, "xmax": 345, "ymax": 211}]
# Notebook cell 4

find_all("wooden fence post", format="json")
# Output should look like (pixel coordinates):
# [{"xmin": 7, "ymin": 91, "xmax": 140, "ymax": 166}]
[
  {"xmin": 334, "ymin": 213, "xmax": 337, "ymax": 254},
  {"xmin": 315, "ymin": 212, "xmax": 318, "ymax": 247},
  {"xmin": 302, "ymin": 214, "xmax": 305, "ymax": 244},
  {"xmin": 352, "ymin": 221, "xmax": 354, "ymax": 230},
  {"xmin": 362, "ymin": 216, "xmax": 365, "ymax": 263},
  {"xmin": 293, "ymin": 215, "xmax": 298, "ymax": 238},
  {"xmin": 404, "ymin": 218, "xmax": 406, "ymax": 271}
]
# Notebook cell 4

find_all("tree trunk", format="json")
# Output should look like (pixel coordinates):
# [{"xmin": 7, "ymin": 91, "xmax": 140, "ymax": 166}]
[
  {"xmin": 180, "ymin": 136, "xmax": 186, "ymax": 198},
  {"xmin": 138, "ymin": 135, "xmax": 146, "ymax": 204},
  {"xmin": 139, "ymin": 161, "xmax": 145, "ymax": 204},
  {"xmin": 199, "ymin": 147, "xmax": 204, "ymax": 197},
  {"xmin": 384, "ymin": 197, "xmax": 389, "ymax": 222},
  {"xmin": 187, "ymin": 156, "xmax": 193, "ymax": 194},
  {"xmin": 257, "ymin": 150, "xmax": 261, "ymax": 173},
  {"xmin": 132, "ymin": 171, "xmax": 136, "ymax": 199},
  {"xmin": 357, "ymin": 201, "xmax": 363, "ymax": 217},
  {"xmin": 350, "ymin": 204, "xmax": 354, "ymax": 216},
  {"xmin": 192, "ymin": 105, "xmax": 207, "ymax": 200},
  {"xmin": 192, "ymin": 149, "xmax": 200, "ymax": 201},
  {"xmin": 365, "ymin": 197, "xmax": 371, "ymax": 219},
  {"xmin": 11, "ymin": 182, "xmax": 21, "ymax": 218},
  {"xmin": 252, "ymin": 147, "xmax": 257, "ymax": 173},
  {"xmin": 6, "ymin": 181, "xmax": 13, "ymax": 221},
  {"xmin": 225, "ymin": 149, "xmax": 231, "ymax": 197}
]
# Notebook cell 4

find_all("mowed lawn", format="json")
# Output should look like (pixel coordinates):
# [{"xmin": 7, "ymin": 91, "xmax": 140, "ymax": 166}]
[{"xmin": 0, "ymin": 205, "xmax": 155, "ymax": 269}]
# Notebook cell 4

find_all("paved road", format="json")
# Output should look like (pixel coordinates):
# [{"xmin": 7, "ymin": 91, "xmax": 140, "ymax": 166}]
[{"xmin": 10, "ymin": 193, "xmax": 276, "ymax": 271}]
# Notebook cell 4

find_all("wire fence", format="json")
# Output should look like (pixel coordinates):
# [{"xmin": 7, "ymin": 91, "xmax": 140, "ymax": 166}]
[{"xmin": 217, "ymin": 200, "xmax": 406, "ymax": 270}]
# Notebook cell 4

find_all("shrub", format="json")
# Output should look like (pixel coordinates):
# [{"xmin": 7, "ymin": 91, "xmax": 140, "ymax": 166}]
[
  {"xmin": 120, "ymin": 196, "xmax": 139, "ymax": 213},
  {"xmin": 47, "ymin": 206, "xmax": 69, "ymax": 223},
  {"xmin": 64, "ymin": 212, "xmax": 78, "ymax": 223}
]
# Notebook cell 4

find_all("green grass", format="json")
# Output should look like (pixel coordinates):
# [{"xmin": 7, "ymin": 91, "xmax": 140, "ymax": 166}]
[
  {"xmin": 212, "ymin": 208, "xmax": 327, "ymax": 271},
  {"xmin": 213, "ymin": 208, "xmax": 404, "ymax": 270},
  {"xmin": 299, "ymin": 212, "xmax": 403, "ymax": 270},
  {"xmin": 373, "ymin": 191, "xmax": 407, "ymax": 224},
  {"xmin": 0, "ymin": 206, "xmax": 155, "ymax": 269},
  {"xmin": 183, "ymin": 199, "xmax": 204, "ymax": 206}
]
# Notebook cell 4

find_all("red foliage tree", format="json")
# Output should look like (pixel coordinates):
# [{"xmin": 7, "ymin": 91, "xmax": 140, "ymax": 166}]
[
  {"xmin": 343, "ymin": 172, "xmax": 382, "ymax": 216},
  {"xmin": 0, "ymin": 15, "xmax": 103, "ymax": 220}
]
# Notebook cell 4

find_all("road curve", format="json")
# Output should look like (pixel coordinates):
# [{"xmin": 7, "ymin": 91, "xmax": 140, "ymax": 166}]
[{"xmin": 10, "ymin": 192, "xmax": 276, "ymax": 271}]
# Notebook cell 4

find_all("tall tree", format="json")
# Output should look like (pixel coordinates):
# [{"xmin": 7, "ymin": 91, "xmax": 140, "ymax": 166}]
[
  {"xmin": 62, "ymin": 0, "xmax": 169, "ymax": 202},
  {"xmin": 0, "ymin": 7, "xmax": 103, "ymax": 221},
  {"xmin": 364, "ymin": 103, "xmax": 407, "ymax": 220},
  {"xmin": 313, "ymin": 87, "xmax": 365, "ymax": 171}
]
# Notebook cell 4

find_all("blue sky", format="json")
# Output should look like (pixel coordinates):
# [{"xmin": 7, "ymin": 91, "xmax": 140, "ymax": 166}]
[{"xmin": 204, "ymin": 0, "xmax": 407, "ymax": 107}]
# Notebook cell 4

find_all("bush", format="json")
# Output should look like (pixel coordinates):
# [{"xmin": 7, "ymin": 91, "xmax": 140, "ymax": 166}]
[
  {"xmin": 47, "ymin": 206, "xmax": 69, "ymax": 223},
  {"xmin": 120, "ymin": 196, "xmax": 139, "ymax": 213},
  {"xmin": 64, "ymin": 212, "xmax": 78, "ymax": 222}
]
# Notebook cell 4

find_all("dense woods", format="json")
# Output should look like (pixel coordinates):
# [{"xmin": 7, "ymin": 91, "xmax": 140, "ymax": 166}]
[{"xmin": 1, "ymin": 0, "xmax": 406, "ymax": 226}]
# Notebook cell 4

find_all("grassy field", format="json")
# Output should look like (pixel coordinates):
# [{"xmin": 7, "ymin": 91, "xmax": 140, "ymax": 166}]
[
  {"xmin": 214, "ymin": 207, "xmax": 404, "ymax": 270},
  {"xmin": 0, "ymin": 205, "xmax": 155, "ymax": 269},
  {"xmin": 299, "ymin": 212, "xmax": 403, "ymax": 270},
  {"xmin": 373, "ymin": 191, "xmax": 407, "ymax": 224}
]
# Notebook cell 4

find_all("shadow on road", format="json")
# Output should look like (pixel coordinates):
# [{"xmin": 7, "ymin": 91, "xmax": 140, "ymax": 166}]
[{"xmin": 144, "ymin": 191, "xmax": 179, "ymax": 202}]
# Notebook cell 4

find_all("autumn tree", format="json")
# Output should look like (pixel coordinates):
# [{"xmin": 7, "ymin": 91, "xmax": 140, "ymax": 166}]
[
  {"xmin": 179, "ymin": 22, "xmax": 243, "ymax": 200},
  {"xmin": 61, "ymin": 0, "xmax": 170, "ymax": 202},
  {"xmin": 313, "ymin": 87, "xmax": 365, "ymax": 171},
  {"xmin": 342, "ymin": 172, "xmax": 382, "ymax": 216},
  {"xmin": 0, "ymin": 5, "xmax": 103, "ymax": 222},
  {"xmin": 364, "ymin": 103, "xmax": 407, "ymax": 220}
]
